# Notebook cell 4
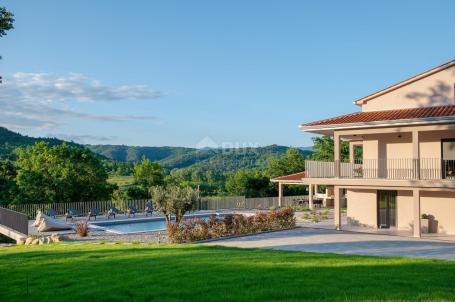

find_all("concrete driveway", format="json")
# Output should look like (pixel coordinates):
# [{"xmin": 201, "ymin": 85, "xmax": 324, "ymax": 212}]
[{"xmin": 203, "ymin": 227, "xmax": 455, "ymax": 260}]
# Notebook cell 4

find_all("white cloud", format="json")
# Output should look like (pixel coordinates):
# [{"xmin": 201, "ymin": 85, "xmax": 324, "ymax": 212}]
[
  {"xmin": 0, "ymin": 72, "xmax": 164, "ymax": 130},
  {"xmin": 3, "ymin": 72, "xmax": 164, "ymax": 103},
  {"xmin": 46, "ymin": 133, "xmax": 117, "ymax": 144}
]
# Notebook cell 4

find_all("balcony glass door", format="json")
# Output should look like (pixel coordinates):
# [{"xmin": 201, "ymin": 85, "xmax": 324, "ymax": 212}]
[
  {"xmin": 442, "ymin": 139, "xmax": 455, "ymax": 179},
  {"xmin": 377, "ymin": 190, "xmax": 397, "ymax": 228}
]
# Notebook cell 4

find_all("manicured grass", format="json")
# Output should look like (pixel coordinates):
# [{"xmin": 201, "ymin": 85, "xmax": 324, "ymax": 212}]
[
  {"xmin": 1, "ymin": 243, "xmax": 455, "ymax": 301},
  {"xmin": 107, "ymin": 175, "xmax": 135, "ymax": 188}
]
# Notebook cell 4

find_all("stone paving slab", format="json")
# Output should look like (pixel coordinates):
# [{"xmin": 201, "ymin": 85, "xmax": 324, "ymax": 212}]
[{"xmin": 203, "ymin": 227, "xmax": 455, "ymax": 260}]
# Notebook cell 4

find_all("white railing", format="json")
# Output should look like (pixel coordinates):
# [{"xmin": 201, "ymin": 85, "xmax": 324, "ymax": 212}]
[
  {"xmin": 305, "ymin": 158, "xmax": 455, "ymax": 180},
  {"xmin": 305, "ymin": 160, "xmax": 335, "ymax": 178}
]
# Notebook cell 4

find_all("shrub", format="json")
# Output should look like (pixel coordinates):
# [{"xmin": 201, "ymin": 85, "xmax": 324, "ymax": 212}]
[
  {"xmin": 74, "ymin": 221, "xmax": 89, "ymax": 237},
  {"xmin": 303, "ymin": 210, "xmax": 330, "ymax": 223},
  {"xmin": 126, "ymin": 186, "xmax": 149, "ymax": 199},
  {"xmin": 168, "ymin": 207, "xmax": 296, "ymax": 243}
]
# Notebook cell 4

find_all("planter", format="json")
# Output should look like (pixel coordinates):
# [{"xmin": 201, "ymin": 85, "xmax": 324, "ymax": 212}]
[{"xmin": 421, "ymin": 218, "xmax": 429, "ymax": 233}]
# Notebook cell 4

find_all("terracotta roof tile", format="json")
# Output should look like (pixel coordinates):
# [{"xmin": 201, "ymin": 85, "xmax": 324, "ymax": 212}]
[
  {"xmin": 272, "ymin": 171, "xmax": 306, "ymax": 182},
  {"xmin": 303, "ymin": 105, "xmax": 455, "ymax": 127}
]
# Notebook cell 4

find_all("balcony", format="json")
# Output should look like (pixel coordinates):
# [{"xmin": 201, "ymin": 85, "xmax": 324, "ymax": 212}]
[{"xmin": 305, "ymin": 159, "xmax": 455, "ymax": 180}]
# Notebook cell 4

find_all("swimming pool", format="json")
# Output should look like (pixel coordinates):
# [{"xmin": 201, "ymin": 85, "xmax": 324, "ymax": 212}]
[{"xmin": 90, "ymin": 213, "xmax": 223, "ymax": 234}]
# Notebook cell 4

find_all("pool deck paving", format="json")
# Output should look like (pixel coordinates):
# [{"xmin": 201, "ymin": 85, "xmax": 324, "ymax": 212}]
[{"xmin": 203, "ymin": 227, "xmax": 455, "ymax": 261}]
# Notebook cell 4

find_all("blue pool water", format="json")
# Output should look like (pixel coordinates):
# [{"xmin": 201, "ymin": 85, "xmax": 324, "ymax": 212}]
[{"xmin": 90, "ymin": 214, "xmax": 222, "ymax": 234}]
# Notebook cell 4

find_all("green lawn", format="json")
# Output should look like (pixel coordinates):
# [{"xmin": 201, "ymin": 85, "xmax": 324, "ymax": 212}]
[
  {"xmin": 107, "ymin": 175, "xmax": 135, "ymax": 188},
  {"xmin": 1, "ymin": 243, "xmax": 455, "ymax": 302}
]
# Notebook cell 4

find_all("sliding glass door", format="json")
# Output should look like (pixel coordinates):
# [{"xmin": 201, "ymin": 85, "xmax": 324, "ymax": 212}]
[{"xmin": 377, "ymin": 190, "xmax": 397, "ymax": 228}]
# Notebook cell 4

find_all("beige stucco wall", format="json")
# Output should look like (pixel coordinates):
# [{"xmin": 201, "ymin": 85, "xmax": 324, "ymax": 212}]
[
  {"xmin": 347, "ymin": 189, "xmax": 415, "ymax": 230},
  {"xmin": 362, "ymin": 131, "xmax": 455, "ymax": 160},
  {"xmin": 421, "ymin": 191, "xmax": 455, "ymax": 234},
  {"xmin": 361, "ymin": 65, "xmax": 455, "ymax": 112},
  {"xmin": 346, "ymin": 189, "xmax": 377, "ymax": 228},
  {"xmin": 362, "ymin": 133, "xmax": 413, "ymax": 160},
  {"xmin": 420, "ymin": 130, "xmax": 455, "ymax": 158},
  {"xmin": 397, "ymin": 190, "xmax": 413, "ymax": 231}
]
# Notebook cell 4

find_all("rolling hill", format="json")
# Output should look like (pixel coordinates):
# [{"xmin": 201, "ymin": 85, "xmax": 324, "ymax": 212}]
[
  {"xmin": 87, "ymin": 144, "xmax": 312, "ymax": 172},
  {"xmin": 0, "ymin": 127, "xmax": 81, "ymax": 159},
  {"xmin": 0, "ymin": 127, "xmax": 312, "ymax": 173}
]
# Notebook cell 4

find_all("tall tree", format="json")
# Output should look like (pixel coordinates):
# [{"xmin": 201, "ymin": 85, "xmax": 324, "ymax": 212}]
[
  {"xmin": 267, "ymin": 148, "xmax": 306, "ymax": 178},
  {"xmin": 133, "ymin": 158, "xmax": 164, "ymax": 188},
  {"xmin": 310, "ymin": 136, "xmax": 357, "ymax": 162},
  {"xmin": 15, "ymin": 142, "xmax": 115, "ymax": 204},
  {"xmin": 225, "ymin": 169, "xmax": 271, "ymax": 198},
  {"xmin": 0, "ymin": 159, "xmax": 17, "ymax": 205},
  {"xmin": 0, "ymin": 6, "xmax": 14, "ymax": 59}
]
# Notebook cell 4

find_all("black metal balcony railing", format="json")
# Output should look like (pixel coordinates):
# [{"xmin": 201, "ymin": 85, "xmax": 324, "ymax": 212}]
[{"xmin": 305, "ymin": 158, "xmax": 455, "ymax": 180}]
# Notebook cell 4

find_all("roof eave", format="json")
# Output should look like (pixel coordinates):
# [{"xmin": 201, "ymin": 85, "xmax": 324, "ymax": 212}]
[{"xmin": 300, "ymin": 116, "xmax": 455, "ymax": 133}]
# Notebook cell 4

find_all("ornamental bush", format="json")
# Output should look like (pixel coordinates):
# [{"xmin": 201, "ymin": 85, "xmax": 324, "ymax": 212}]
[{"xmin": 168, "ymin": 208, "xmax": 296, "ymax": 243}]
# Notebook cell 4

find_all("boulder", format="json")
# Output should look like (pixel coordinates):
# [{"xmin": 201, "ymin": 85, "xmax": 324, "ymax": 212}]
[
  {"xmin": 17, "ymin": 237, "xmax": 26, "ymax": 245},
  {"xmin": 31, "ymin": 239, "xmax": 39, "ymax": 245},
  {"xmin": 25, "ymin": 237, "xmax": 33, "ymax": 245},
  {"xmin": 37, "ymin": 217, "xmax": 72, "ymax": 232}
]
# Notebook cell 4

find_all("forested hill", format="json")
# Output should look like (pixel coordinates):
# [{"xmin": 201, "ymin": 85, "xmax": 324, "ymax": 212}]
[
  {"xmin": 87, "ymin": 144, "xmax": 313, "ymax": 172},
  {"xmin": 0, "ymin": 127, "xmax": 80, "ymax": 159},
  {"xmin": 86, "ymin": 144, "xmax": 193, "ymax": 163},
  {"xmin": 0, "ymin": 127, "xmax": 313, "ymax": 173}
]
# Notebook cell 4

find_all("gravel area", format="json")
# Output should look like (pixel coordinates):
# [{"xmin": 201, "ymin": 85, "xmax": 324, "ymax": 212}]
[{"xmin": 64, "ymin": 229, "xmax": 167, "ymax": 243}]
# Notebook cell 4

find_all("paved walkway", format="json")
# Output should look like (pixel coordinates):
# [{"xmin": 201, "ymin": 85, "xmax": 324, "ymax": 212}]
[{"xmin": 204, "ymin": 227, "xmax": 455, "ymax": 260}]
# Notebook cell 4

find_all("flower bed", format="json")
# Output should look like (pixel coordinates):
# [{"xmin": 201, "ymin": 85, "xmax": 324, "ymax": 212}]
[{"xmin": 168, "ymin": 208, "xmax": 296, "ymax": 243}]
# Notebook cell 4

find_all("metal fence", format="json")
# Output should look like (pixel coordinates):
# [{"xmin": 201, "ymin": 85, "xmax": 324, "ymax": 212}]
[
  {"xmin": 197, "ymin": 196, "xmax": 246, "ymax": 210},
  {"xmin": 0, "ymin": 207, "xmax": 28, "ymax": 235},
  {"xmin": 3, "ymin": 195, "xmax": 309, "ymax": 220},
  {"xmin": 244, "ymin": 195, "xmax": 308, "ymax": 209},
  {"xmin": 197, "ymin": 195, "xmax": 308, "ymax": 210}
]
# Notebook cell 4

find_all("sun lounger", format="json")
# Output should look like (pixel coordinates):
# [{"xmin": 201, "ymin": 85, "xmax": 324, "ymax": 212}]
[
  {"xmin": 107, "ymin": 207, "xmax": 120, "ymax": 219},
  {"xmin": 127, "ymin": 205, "xmax": 137, "ymax": 218},
  {"xmin": 144, "ymin": 201, "xmax": 154, "ymax": 217},
  {"xmin": 46, "ymin": 208, "xmax": 58, "ymax": 218},
  {"xmin": 88, "ymin": 208, "xmax": 101, "ymax": 221},
  {"xmin": 65, "ymin": 208, "xmax": 83, "ymax": 222}
]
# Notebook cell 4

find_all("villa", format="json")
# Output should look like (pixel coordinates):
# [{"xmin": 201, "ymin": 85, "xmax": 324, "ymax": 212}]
[{"xmin": 273, "ymin": 60, "xmax": 455, "ymax": 238}]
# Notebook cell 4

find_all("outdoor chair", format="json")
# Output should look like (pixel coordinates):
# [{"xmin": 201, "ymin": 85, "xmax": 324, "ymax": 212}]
[
  {"xmin": 313, "ymin": 199, "xmax": 323, "ymax": 208},
  {"xmin": 144, "ymin": 201, "xmax": 154, "ymax": 217},
  {"xmin": 127, "ymin": 205, "xmax": 137, "ymax": 218},
  {"xmin": 65, "ymin": 208, "xmax": 83, "ymax": 222},
  {"xmin": 107, "ymin": 207, "xmax": 120, "ymax": 219},
  {"xmin": 88, "ymin": 208, "xmax": 101, "ymax": 221},
  {"xmin": 46, "ymin": 208, "xmax": 58, "ymax": 218}
]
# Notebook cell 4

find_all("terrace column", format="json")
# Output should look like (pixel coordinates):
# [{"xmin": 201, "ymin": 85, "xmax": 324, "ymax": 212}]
[
  {"xmin": 413, "ymin": 189, "xmax": 421, "ymax": 238},
  {"xmin": 308, "ymin": 184, "xmax": 314, "ymax": 209},
  {"xmin": 334, "ymin": 186, "xmax": 342, "ymax": 230},
  {"xmin": 412, "ymin": 130, "xmax": 420, "ymax": 180},
  {"xmin": 334, "ymin": 133, "xmax": 341, "ymax": 177},
  {"xmin": 278, "ymin": 182, "xmax": 283, "ymax": 207},
  {"xmin": 349, "ymin": 142, "xmax": 355, "ymax": 163}
]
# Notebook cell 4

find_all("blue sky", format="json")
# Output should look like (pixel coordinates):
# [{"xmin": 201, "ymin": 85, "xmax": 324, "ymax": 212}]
[{"xmin": 1, "ymin": 0, "xmax": 454, "ymax": 147}]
